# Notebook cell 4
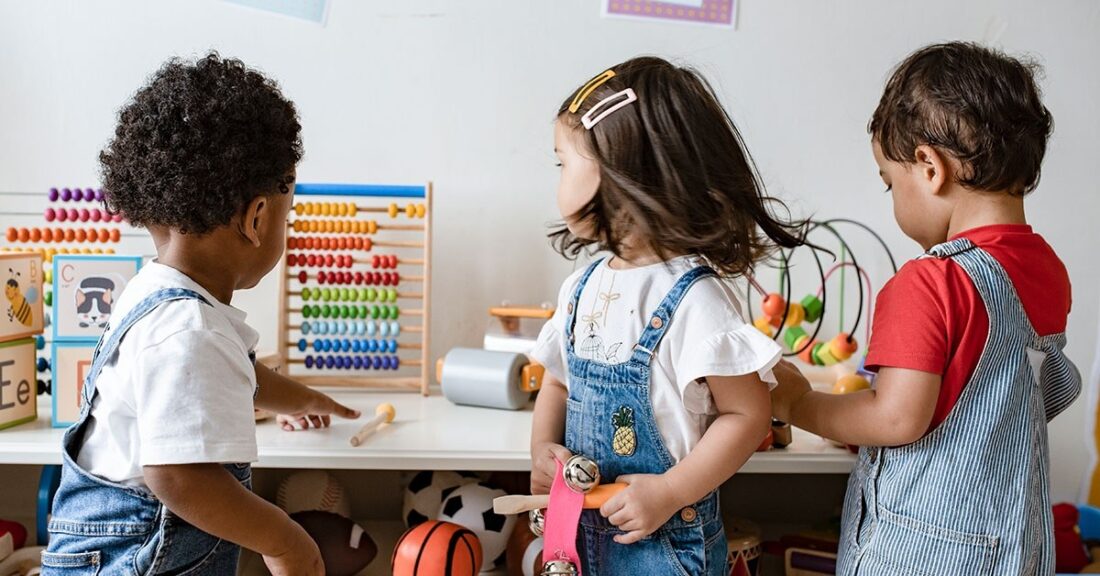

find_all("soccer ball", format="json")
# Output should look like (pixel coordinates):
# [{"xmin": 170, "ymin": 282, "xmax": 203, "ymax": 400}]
[
  {"xmin": 402, "ymin": 470, "xmax": 481, "ymax": 527},
  {"xmin": 438, "ymin": 482, "xmax": 516, "ymax": 571}
]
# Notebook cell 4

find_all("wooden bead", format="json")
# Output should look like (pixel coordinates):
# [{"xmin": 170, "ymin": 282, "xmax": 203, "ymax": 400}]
[
  {"xmin": 783, "ymin": 325, "xmax": 807, "ymax": 350},
  {"xmin": 762, "ymin": 294, "xmax": 786, "ymax": 318},
  {"xmin": 832, "ymin": 374, "xmax": 871, "ymax": 394},
  {"xmin": 753, "ymin": 316, "xmax": 773, "ymax": 337},
  {"xmin": 798, "ymin": 340, "xmax": 819, "ymax": 364},
  {"xmin": 75, "ymin": 229, "xmax": 87, "ymax": 242},
  {"xmin": 813, "ymin": 342, "xmax": 839, "ymax": 366},
  {"xmin": 800, "ymin": 295, "xmax": 823, "ymax": 323},
  {"xmin": 830, "ymin": 333, "xmax": 858, "ymax": 359},
  {"xmin": 388, "ymin": 203, "xmax": 399, "ymax": 219},
  {"xmin": 784, "ymin": 303, "xmax": 805, "ymax": 327}
]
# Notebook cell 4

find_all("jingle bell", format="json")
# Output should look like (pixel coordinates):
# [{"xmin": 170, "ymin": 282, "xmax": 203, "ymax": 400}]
[
  {"xmin": 529, "ymin": 508, "xmax": 545, "ymax": 537},
  {"xmin": 542, "ymin": 559, "xmax": 579, "ymax": 576},
  {"xmin": 563, "ymin": 454, "xmax": 600, "ymax": 493}
]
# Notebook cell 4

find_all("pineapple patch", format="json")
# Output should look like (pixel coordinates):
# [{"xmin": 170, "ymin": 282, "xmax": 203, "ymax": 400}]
[{"xmin": 611, "ymin": 406, "xmax": 637, "ymax": 457}]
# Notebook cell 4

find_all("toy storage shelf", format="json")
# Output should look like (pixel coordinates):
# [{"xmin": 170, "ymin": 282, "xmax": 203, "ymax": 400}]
[{"xmin": 0, "ymin": 391, "xmax": 856, "ymax": 473}]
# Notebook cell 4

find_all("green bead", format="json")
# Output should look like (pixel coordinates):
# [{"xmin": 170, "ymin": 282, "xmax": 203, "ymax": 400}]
[
  {"xmin": 387, "ymin": 288, "xmax": 397, "ymax": 303},
  {"xmin": 358, "ymin": 288, "xmax": 368, "ymax": 302},
  {"xmin": 321, "ymin": 304, "xmax": 331, "ymax": 318},
  {"xmin": 44, "ymin": 291, "xmax": 53, "ymax": 306},
  {"xmin": 367, "ymin": 288, "xmax": 377, "ymax": 302},
  {"xmin": 302, "ymin": 306, "xmax": 312, "ymax": 318},
  {"xmin": 391, "ymin": 305, "xmax": 400, "ymax": 320},
  {"xmin": 371, "ymin": 305, "xmax": 380, "ymax": 319},
  {"xmin": 340, "ymin": 288, "xmax": 349, "ymax": 301},
  {"xmin": 783, "ymin": 325, "xmax": 807, "ymax": 350},
  {"xmin": 801, "ymin": 294, "xmax": 824, "ymax": 323},
  {"xmin": 340, "ymin": 305, "xmax": 351, "ymax": 319}
]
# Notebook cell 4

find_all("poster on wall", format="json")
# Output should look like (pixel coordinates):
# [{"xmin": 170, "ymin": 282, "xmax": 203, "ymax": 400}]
[
  {"xmin": 52, "ymin": 255, "xmax": 142, "ymax": 342},
  {"xmin": 603, "ymin": 0, "xmax": 737, "ymax": 28}
]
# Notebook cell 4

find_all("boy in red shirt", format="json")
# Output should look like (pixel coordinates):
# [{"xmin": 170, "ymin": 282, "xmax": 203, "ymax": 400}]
[{"xmin": 772, "ymin": 42, "xmax": 1081, "ymax": 574}]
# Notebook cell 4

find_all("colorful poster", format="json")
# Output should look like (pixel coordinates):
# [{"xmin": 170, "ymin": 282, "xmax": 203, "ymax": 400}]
[
  {"xmin": 225, "ymin": 0, "xmax": 329, "ymax": 24},
  {"xmin": 603, "ymin": 0, "xmax": 736, "ymax": 27}
]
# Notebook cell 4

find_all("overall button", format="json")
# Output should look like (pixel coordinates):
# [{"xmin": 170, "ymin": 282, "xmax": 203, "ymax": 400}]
[
  {"xmin": 567, "ymin": 302, "xmax": 573, "ymax": 314},
  {"xmin": 650, "ymin": 316, "xmax": 663, "ymax": 329},
  {"xmin": 680, "ymin": 506, "xmax": 697, "ymax": 522}
]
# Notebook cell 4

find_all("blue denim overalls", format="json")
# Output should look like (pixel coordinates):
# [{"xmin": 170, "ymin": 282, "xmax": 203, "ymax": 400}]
[
  {"xmin": 563, "ymin": 259, "xmax": 728, "ymax": 575},
  {"xmin": 43, "ymin": 288, "xmax": 253, "ymax": 575},
  {"xmin": 837, "ymin": 238, "xmax": 1081, "ymax": 575}
]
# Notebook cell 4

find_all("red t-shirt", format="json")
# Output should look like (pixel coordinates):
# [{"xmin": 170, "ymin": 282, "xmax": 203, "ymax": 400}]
[{"xmin": 864, "ymin": 224, "xmax": 1072, "ymax": 434}]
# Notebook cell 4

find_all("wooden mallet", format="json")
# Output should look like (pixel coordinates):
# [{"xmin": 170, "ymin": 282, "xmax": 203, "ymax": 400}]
[
  {"xmin": 492, "ymin": 482, "xmax": 627, "ymax": 515},
  {"xmin": 349, "ymin": 403, "xmax": 396, "ymax": 447}
]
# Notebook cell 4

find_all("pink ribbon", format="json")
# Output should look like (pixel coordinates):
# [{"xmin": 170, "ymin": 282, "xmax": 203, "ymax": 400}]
[{"xmin": 542, "ymin": 458, "xmax": 584, "ymax": 575}]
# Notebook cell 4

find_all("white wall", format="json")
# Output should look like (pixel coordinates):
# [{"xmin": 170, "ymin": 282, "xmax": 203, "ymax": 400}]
[{"xmin": 1, "ymin": 0, "xmax": 1097, "ymax": 501}]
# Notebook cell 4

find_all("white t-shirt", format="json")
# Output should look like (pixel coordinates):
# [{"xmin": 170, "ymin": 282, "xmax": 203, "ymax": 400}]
[
  {"xmin": 530, "ymin": 256, "xmax": 781, "ymax": 462},
  {"xmin": 76, "ymin": 262, "xmax": 260, "ymax": 487}
]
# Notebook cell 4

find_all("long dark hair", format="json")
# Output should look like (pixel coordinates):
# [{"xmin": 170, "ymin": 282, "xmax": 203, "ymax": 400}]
[{"xmin": 552, "ymin": 56, "xmax": 805, "ymax": 276}]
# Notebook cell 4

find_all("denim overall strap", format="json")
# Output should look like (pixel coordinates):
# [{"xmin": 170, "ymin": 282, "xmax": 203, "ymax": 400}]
[
  {"xmin": 629, "ymin": 265, "xmax": 718, "ymax": 366},
  {"xmin": 837, "ymin": 238, "xmax": 1077, "ymax": 576},
  {"xmin": 563, "ymin": 262, "xmax": 727, "ymax": 575},
  {"xmin": 79, "ymin": 288, "xmax": 210, "ymax": 411},
  {"xmin": 564, "ymin": 259, "xmax": 605, "ymax": 355}
]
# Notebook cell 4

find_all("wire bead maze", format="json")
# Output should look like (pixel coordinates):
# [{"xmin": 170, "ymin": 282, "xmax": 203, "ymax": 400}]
[
  {"xmin": 278, "ymin": 183, "xmax": 433, "ymax": 395},
  {"xmin": 746, "ymin": 219, "xmax": 898, "ymax": 390}
]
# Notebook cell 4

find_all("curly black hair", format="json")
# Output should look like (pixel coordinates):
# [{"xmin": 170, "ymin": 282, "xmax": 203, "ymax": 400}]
[
  {"xmin": 870, "ymin": 42, "xmax": 1053, "ymax": 196},
  {"xmin": 100, "ymin": 52, "xmax": 302, "ymax": 234}
]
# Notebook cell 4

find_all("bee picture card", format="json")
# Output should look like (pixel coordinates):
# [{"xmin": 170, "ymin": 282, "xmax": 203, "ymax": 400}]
[{"xmin": 1, "ymin": 253, "xmax": 45, "ymax": 342}]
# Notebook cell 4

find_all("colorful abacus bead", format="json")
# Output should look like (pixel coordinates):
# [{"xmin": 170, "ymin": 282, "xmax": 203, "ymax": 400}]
[
  {"xmin": 829, "ymin": 333, "xmax": 859, "ymax": 362},
  {"xmin": 48, "ymin": 187, "xmax": 59, "ymax": 201},
  {"xmin": 752, "ymin": 316, "xmax": 773, "ymax": 337},
  {"xmin": 801, "ymin": 295, "xmax": 824, "ymax": 323},
  {"xmin": 762, "ymin": 293, "xmax": 786, "ymax": 317},
  {"xmin": 784, "ymin": 303, "xmax": 806, "ymax": 327}
]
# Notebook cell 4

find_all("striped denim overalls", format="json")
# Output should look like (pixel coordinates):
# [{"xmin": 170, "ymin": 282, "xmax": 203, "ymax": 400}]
[
  {"xmin": 43, "ymin": 288, "xmax": 252, "ymax": 575},
  {"xmin": 563, "ymin": 260, "xmax": 728, "ymax": 576},
  {"xmin": 837, "ymin": 238, "xmax": 1081, "ymax": 575}
]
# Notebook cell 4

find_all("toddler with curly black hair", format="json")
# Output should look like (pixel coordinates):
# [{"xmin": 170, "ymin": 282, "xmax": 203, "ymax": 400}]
[{"xmin": 42, "ymin": 53, "xmax": 358, "ymax": 576}]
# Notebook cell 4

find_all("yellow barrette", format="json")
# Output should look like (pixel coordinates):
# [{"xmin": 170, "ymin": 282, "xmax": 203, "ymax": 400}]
[{"xmin": 568, "ymin": 69, "xmax": 616, "ymax": 113}]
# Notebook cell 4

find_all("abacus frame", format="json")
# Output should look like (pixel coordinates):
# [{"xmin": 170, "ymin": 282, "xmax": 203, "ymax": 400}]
[{"xmin": 277, "ymin": 183, "xmax": 433, "ymax": 395}]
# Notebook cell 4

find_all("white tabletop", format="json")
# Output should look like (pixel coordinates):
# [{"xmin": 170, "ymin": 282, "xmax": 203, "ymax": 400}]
[{"xmin": 0, "ymin": 391, "xmax": 856, "ymax": 473}]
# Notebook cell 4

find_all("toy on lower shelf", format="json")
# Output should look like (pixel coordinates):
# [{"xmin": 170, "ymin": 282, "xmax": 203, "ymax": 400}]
[
  {"xmin": 392, "ymin": 520, "xmax": 482, "ymax": 576},
  {"xmin": 438, "ymin": 482, "xmax": 517, "ymax": 571},
  {"xmin": 275, "ymin": 471, "xmax": 377, "ymax": 575}
]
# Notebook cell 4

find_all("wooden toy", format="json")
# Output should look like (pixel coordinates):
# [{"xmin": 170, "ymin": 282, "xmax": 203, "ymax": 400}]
[
  {"xmin": 278, "ymin": 183, "xmax": 433, "ymax": 394},
  {"xmin": 52, "ymin": 254, "xmax": 141, "ymax": 341},
  {"xmin": 348, "ymin": 402, "xmax": 396, "ymax": 446},
  {"xmin": 0, "ymin": 339, "xmax": 37, "ymax": 431},
  {"xmin": 50, "ymin": 341, "xmax": 95, "ymax": 427},
  {"xmin": 392, "ymin": 520, "xmax": 482, "ymax": 576},
  {"xmin": 492, "ymin": 482, "xmax": 626, "ymax": 516},
  {"xmin": 1, "ymin": 253, "xmax": 43, "ymax": 341}
]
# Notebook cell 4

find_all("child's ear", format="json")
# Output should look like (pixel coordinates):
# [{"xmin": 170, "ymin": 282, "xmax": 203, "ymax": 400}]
[
  {"xmin": 913, "ymin": 145, "xmax": 949, "ymax": 196},
  {"xmin": 238, "ymin": 196, "xmax": 267, "ymax": 248}
]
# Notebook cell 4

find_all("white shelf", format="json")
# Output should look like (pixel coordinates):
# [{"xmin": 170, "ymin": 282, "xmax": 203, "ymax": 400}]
[{"xmin": 0, "ymin": 391, "xmax": 856, "ymax": 474}]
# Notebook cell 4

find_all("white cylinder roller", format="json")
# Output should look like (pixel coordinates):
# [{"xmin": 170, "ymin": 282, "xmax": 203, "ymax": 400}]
[{"xmin": 440, "ymin": 348, "xmax": 531, "ymax": 410}]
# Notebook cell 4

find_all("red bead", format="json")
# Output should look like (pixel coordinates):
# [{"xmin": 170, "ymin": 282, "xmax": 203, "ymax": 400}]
[
  {"xmin": 317, "ymin": 271, "xmax": 327, "ymax": 284},
  {"xmin": 309, "ymin": 254, "xmax": 320, "ymax": 267},
  {"xmin": 5, "ymin": 228, "xmax": 15, "ymax": 242},
  {"xmin": 287, "ymin": 254, "xmax": 297, "ymax": 266},
  {"xmin": 45, "ymin": 208, "xmax": 56, "ymax": 222},
  {"xmin": 762, "ymin": 294, "xmax": 786, "ymax": 317},
  {"xmin": 388, "ymin": 254, "xmax": 398, "ymax": 269},
  {"xmin": 342, "ymin": 271, "xmax": 352, "ymax": 284},
  {"xmin": 364, "ymin": 238, "xmax": 373, "ymax": 251},
  {"xmin": 325, "ymin": 271, "xmax": 337, "ymax": 284},
  {"xmin": 79, "ymin": 209, "xmax": 90, "ymax": 222},
  {"xmin": 392, "ymin": 272, "xmax": 400, "ymax": 285},
  {"xmin": 90, "ymin": 209, "xmax": 102, "ymax": 222},
  {"xmin": 67, "ymin": 209, "xmax": 79, "ymax": 221},
  {"xmin": 113, "ymin": 214, "xmax": 124, "ymax": 223},
  {"xmin": 54, "ymin": 228, "xmax": 64, "ymax": 240},
  {"xmin": 57, "ymin": 209, "xmax": 68, "ymax": 222},
  {"xmin": 323, "ymin": 254, "xmax": 333, "ymax": 267},
  {"xmin": 371, "ymin": 255, "xmax": 380, "ymax": 269},
  {"xmin": 354, "ymin": 272, "xmax": 365, "ymax": 285},
  {"xmin": 298, "ymin": 271, "xmax": 308, "ymax": 283},
  {"xmin": 373, "ymin": 272, "xmax": 383, "ymax": 285}
]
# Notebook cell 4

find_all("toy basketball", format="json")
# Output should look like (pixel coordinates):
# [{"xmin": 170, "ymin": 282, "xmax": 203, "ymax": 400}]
[
  {"xmin": 275, "ymin": 470, "xmax": 352, "ymax": 518},
  {"xmin": 392, "ymin": 520, "xmax": 482, "ymax": 576},
  {"xmin": 290, "ymin": 511, "xmax": 377, "ymax": 576},
  {"xmin": 727, "ymin": 521, "xmax": 762, "ymax": 576}
]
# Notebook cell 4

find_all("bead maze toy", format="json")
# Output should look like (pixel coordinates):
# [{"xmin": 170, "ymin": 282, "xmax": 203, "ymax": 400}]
[
  {"xmin": 746, "ymin": 219, "xmax": 897, "ymax": 389},
  {"xmin": 278, "ymin": 183, "xmax": 433, "ymax": 394}
]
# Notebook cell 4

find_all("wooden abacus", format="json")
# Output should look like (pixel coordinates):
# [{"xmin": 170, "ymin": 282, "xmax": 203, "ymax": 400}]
[{"xmin": 278, "ymin": 183, "xmax": 433, "ymax": 395}]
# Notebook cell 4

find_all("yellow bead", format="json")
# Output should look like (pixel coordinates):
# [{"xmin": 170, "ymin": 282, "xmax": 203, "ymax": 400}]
[
  {"xmin": 416, "ymin": 204, "xmax": 426, "ymax": 218},
  {"xmin": 753, "ymin": 316, "xmax": 773, "ymax": 337},
  {"xmin": 406, "ymin": 203, "xmax": 415, "ymax": 218},
  {"xmin": 347, "ymin": 202, "xmax": 357, "ymax": 217},
  {"xmin": 368, "ymin": 220, "xmax": 378, "ymax": 234},
  {"xmin": 388, "ymin": 203, "xmax": 399, "ymax": 219},
  {"xmin": 814, "ymin": 344, "xmax": 839, "ymax": 366},
  {"xmin": 294, "ymin": 203, "xmax": 304, "ymax": 216},
  {"xmin": 832, "ymin": 374, "xmax": 871, "ymax": 394},
  {"xmin": 784, "ymin": 303, "xmax": 806, "ymax": 327}
]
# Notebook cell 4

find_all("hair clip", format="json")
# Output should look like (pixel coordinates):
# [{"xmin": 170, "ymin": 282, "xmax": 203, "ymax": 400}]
[
  {"xmin": 568, "ymin": 69, "xmax": 616, "ymax": 113},
  {"xmin": 580, "ymin": 88, "xmax": 637, "ymax": 130}
]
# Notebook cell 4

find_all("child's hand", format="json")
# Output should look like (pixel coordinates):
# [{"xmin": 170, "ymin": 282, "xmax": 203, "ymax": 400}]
[
  {"xmin": 770, "ymin": 360, "xmax": 811, "ymax": 423},
  {"xmin": 530, "ymin": 442, "xmax": 573, "ymax": 495},
  {"xmin": 263, "ymin": 522, "xmax": 324, "ymax": 576},
  {"xmin": 600, "ymin": 473, "xmax": 682, "ymax": 544},
  {"xmin": 278, "ymin": 389, "xmax": 361, "ymax": 431}
]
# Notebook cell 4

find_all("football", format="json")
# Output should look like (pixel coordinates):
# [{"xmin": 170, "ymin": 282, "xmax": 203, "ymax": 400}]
[
  {"xmin": 402, "ymin": 470, "xmax": 481, "ymax": 527},
  {"xmin": 290, "ymin": 510, "xmax": 377, "ymax": 576},
  {"xmin": 437, "ymin": 482, "xmax": 516, "ymax": 571}
]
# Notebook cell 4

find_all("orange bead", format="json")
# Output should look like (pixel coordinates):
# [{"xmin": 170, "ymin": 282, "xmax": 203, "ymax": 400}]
[
  {"xmin": 364, "ymin": 237, "xmax": 373, "ymax": 251},
  {"xmin": 829, "ymin": 334, "xmax": 858, "ymax": 361},
  {"xmin": 75, "ymin": 229, "xmax": 87, "ymax": 242},
  {"xmin": 30, "ymin": 228, "xmax": 42, "ymax": 242},
  {"xmin": 5, "ymin": 228, "xmax": 15, "ymax": 242},
  {"xmin": 798, "ymin": 339, "xmax": 819, "ymax": 364},
  {"xmin": 42, "ymin": 228, "xmax": 54, "ymax": 242},
  {"xmin": 17, "ymin": 228, "xmax": 29, "ymax": 242},
  {"xmin": 762, "ymin": 293, "xmax": 786, "ymax": 317},
  {"xmin": 54, "ymin": 227, "xmax": 64, "ymax": 241},
  {"xmin": 109, "ymin": 229, "xmax": 120, "ymax": 242}
]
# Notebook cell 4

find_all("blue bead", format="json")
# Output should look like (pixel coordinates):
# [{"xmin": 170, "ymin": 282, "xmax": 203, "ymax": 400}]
[
  {"xmin": 36, "ymin": 336, "xmax": 45, "ymax": 350},
  {"xmin": 388, "ymin": 339, "xmax": 398, "ymax": 353},
  {"xmin": 342, "ymin": 339, "xmax": 352, "ymax": 352},
  {"xmin": 392, "ymin": 356, "xmax": 400, "ymax": 370},
  {"xmin": 300, "ymin": 322, "xmax": 311, "ymax": 335},
  {"xmin": 298, "ymin": 339, "xmax": 307, "ymax": 352},
  {"xmin": 372, "ymin": 356, "xmax": 382, "ymax": 369},
  {"xmin": 391, "ymin": 322, "xmax": 401, "ymax": 337},
  {"xmin": 379, "ymin": 322, "xmax": 390, "ymax": 338},
  {"xmin": 325, "ymin": 356, "xmax": 335, "ymax": 369},
  {"xmin": 37, "ymin": 358, "xmax": 49, "ymax": 372},
  {"xmin": 352, "ymin": 356, "xmax": 362, "ymax": 369},
  {"xmin": 305, "ymin": 356, "xmax": 314, "ymax": 369}
]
